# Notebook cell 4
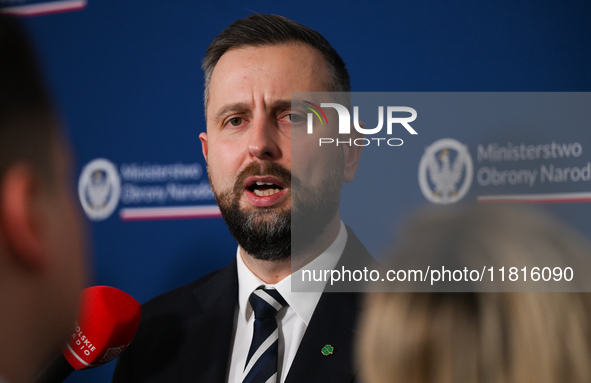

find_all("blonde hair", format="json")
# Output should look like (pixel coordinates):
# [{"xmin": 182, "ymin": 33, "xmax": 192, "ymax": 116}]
[
  {"xmin": 359, "ymin": 292, "xmax": 591, "ymax": 383},
  {"xmin": 358, "ymin": 205, "xmax": 591, "ymax": 383}
]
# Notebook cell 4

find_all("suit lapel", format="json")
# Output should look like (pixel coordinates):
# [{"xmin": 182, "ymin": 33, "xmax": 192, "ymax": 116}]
[
  {"xmin": 286, "ymin": 227, "xmax": 372, "ymax": 383},
  {"xmin": 285, "ymin": 292, "xmax": 361, "ymax": 383},
  {"xmin": 337, "ymin": 226, "xmax": 376, "ymax": 273},
  {"xmin": 180, "ymin": 260, "xmax": 239, "ymax": 382}
]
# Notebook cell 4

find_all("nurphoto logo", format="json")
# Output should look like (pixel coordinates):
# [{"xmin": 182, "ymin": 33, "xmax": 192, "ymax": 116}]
[{"xmin": 304, "ymin": 101, "xmax": 418, "ymax": 147}]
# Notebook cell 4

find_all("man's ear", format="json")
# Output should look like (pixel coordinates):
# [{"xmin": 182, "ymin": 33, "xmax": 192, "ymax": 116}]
[
  {"xmin": 342, "ymin": 122, "xmax": 364, "ymax": 183},
  {"xmin": 0, "ymin": 164, "xmax": 47, "ymax": 270},
  {"xmin": 199, "ymin": 132, "xmax": 208, "ymax": 162}
]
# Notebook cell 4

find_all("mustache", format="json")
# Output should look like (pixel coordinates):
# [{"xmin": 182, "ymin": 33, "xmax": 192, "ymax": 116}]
[{"xmin": 232, "ymin": 161, "xmax": 292, "ymax": 197}]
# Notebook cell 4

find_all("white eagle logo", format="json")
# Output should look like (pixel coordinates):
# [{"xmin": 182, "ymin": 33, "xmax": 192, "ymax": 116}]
[
  {"xmin": 86, "ymin": 169, "xmax": 112, "ymax": 209},
  {"xmin": 78, "ymin": 158, "xmax": 121, "ymax": 220},
  {"xmin": 419, "ymin": 138, "xmax": 473, "ymax": 204}
]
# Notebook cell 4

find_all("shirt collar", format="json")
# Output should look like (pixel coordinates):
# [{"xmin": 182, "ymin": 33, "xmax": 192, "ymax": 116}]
[{"xmin": 236, "ymin": 221, "xmax": 348, "ymax": 326}]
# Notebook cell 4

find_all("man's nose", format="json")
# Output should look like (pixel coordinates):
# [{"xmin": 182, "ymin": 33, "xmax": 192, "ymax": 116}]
[{"xmin": 247, "ymin": 116, "xmax": 281, "ymax": 160}]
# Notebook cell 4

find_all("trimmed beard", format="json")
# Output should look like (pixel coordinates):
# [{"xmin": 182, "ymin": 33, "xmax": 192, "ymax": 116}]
[{"xmin": 210, "ymin": 157, "xmax": 342, "ymax": 262}]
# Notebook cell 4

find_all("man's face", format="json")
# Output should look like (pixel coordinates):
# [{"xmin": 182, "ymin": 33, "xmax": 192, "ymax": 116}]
[{"xmin": 200, "ymin": 43, "xmax": 345, "ymax": 260}]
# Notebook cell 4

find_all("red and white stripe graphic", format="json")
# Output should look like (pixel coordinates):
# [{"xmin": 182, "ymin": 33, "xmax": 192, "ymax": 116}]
[
  {"xmin": 478, "ymin": 192, "xmax": 591, "ymax": 204},
  {"xmin": 119, "ymin": 205, "xmax": 222, "ymax": 221},
  {"xmin": 1, "ymin": 0, "xmax": 86, "ymax": 16}
]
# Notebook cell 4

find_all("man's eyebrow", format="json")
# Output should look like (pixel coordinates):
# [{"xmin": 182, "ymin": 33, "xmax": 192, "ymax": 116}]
[
  {"xmin": 213, "ymin": 102, "xmax": 251, "ymax": 122},
  {"xmin": 213, "ymin": 100, "xmax": 295, "ymax": 122},
  {"xmin": 270, "ymin": 100, "xmax": 292, "ymax": 111}
]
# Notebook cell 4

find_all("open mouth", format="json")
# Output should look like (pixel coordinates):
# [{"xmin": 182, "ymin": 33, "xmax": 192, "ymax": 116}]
[
  {"xmin": 243, "ymin": 175, "xmax": 289, "ymax": 207},
  {"xmin": 247, "ymin": 181, "xmax": 285, "ymax": 197}
]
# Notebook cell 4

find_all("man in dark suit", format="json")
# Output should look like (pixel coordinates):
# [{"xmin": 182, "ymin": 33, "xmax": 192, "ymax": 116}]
[{"xmin": 113, "ymin": 14, "xmax": 372, "ymax": 383}]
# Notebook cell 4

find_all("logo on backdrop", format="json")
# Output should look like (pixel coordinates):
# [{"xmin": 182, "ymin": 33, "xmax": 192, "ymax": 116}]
[
  {"xmin": 78, "ymin": 158, "xmax": 121, "ymax": 221},
  {"xmin": 418, "ymin": 138, "xmax": 474, "ymax": 204},
  {"xmin": 78, "ymin": 158, "xmax": 217, "ymax": 221}
]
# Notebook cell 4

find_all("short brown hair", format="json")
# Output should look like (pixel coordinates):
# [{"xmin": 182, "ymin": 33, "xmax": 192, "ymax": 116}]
[{"xmin": 202, "ymin": 14, "xmax": 350, "ymax": 110}]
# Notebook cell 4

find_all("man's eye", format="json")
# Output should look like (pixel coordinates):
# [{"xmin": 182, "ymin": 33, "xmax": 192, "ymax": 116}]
[
  {"xmin": 229, "ymin": 117, "xmax": 243, "ymax": 126},
  {"xmin": 286, "ymin": 114, "xmax": 304, "ymax": 123}
]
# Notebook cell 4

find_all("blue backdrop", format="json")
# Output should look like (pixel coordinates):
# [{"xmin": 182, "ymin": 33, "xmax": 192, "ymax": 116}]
[{"xmin": 7, "ymin": 0, "xmax": 591, "ymax": 381}]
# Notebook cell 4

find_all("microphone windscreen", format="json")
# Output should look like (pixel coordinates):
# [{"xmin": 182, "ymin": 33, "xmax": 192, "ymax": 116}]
[{"xmin": 62, "ymin": 286, "xmax": 141, "ymax": 370}]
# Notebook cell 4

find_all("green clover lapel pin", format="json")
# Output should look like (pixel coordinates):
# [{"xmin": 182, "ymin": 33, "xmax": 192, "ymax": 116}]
[{"xmin": 321, "ymin": 344, "xmax": 334, "ymax": 356}]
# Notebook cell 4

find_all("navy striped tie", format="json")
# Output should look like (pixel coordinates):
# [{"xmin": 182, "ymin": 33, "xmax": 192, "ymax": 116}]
[{"xmin": 242, "ymin": 288, "xmax": 287, "ymax": 383}]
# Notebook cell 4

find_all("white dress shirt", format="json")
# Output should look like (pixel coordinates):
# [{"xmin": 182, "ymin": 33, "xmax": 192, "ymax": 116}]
[{"xmin": 227, "ymin": 221, "xmax": 348, "ymax": 383}]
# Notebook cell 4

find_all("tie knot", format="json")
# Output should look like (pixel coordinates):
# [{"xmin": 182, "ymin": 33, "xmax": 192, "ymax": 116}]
[{"xmin": 249, "ymin": 288, "xmax": 287, "ymax": 319}]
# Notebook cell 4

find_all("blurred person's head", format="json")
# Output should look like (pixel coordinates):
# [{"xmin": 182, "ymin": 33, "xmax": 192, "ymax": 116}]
[
  {"xmin": 358, "ymin": 204, "xmax": 591, "ymax": 383},
  {"xmin": 0, "ymin": 14, "xmax": 87, "ymax": 383}
]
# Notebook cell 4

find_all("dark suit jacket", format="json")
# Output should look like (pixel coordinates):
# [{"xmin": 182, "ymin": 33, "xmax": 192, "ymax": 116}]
[{"xmin": 112, "ymin": 227, "xmax": 374, "ymax": 383}]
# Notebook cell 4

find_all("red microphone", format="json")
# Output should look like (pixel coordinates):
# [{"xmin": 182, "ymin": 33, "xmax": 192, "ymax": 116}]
[{"xmin": 34, "ymin": 286, "xmax": 141, "ymax": 382}]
